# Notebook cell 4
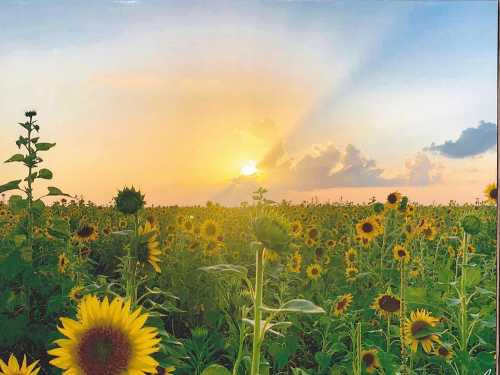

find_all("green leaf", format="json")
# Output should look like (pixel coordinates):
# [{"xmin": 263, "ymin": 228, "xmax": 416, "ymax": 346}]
[
  {"xmin": 5, "ymin": 154, "xmax": 24, "ymax": 163},
  {"xmin": 37, "ymin": 168, "xmax": 53, "ymax": 179},
  {"xmin": 201, "ymin": 365, "xmax": 231, "ymax": 375},
  {"xmin": 8, "ymin": 195, "xmax": 27, "ymax": 212},
  {"xmin": 462, "ymin": 266, "xmax": 481, "ymax": 288},
  {"xmin": 199, "ymin": 264, "xmax": 248, "ymax": 277},
  {"xmin": 261, "ymin": 299, "xmax": 325, "ymax": 314},
  {"xmin": 47, "ymin": 186, "xmax": 71, "ymax": 196},
  {"xmin": 35, "ymin": 142, "xmax": 56, "ymax": 151},
  {"xmin": 0, "ymin": 180, "xmax": 22, "ymax": 194}
]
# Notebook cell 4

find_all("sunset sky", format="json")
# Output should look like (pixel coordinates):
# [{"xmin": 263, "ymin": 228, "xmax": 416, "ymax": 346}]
[{"xmin": 0, "ymin": 0, "xmax": 497, "ymax": 206}]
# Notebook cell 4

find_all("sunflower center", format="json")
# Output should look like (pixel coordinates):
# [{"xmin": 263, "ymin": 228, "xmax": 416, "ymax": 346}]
[
  {"xmin": 379, "ymin": 295, "xmax": 400, "ymax": 312},
  {"xmin": 362, "ymin": 353, "xmax": 375, "ymax": 367},
  {"xmin": 78, "ymin": 226, "xmax": 94, "ymax": 238},
  {"xmin": 411, "ymin": 320, "xmax": 431, "ymax": 339},
  {"xmin": 311, "ymin": 268, "xmax": 319, "ymax": 275},
  {"xmin": 387, "ymin": 193, "xmax": 397, "ymax": 204},
  {"xmin": 336, "ymin": 300, "xmax": 347, "ymax": 310},
  {"xmin": 362, "ymin": 222, "xmax": 373, "ymax": 233},
  {"xmin": 78, "ymin": 326, "xmax": 131, "ymax": 375},
  {"xmin": 398, "ymin": 250, "xmax": 406, "ymax": 257},
  {"xmin": 309, "ymin": 228, "xmax": 318, "ymax": 239},
  {"xmin": 490, "ymin": 188, "xmax": 497, "ymax": 200}
]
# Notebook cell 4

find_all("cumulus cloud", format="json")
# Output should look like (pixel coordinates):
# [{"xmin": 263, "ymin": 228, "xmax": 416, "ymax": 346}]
[
  {"xmin": 215, "ymin": 142, "xmax": 442, "ymax": 204},
  {"xmin": 425, "ymin": 121, "xmax": 497, "ymax": 158}
]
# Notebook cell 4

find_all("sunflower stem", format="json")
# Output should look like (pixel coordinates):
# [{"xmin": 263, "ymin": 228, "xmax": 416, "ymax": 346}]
[{"xmin": 250, "ymin": 245, "xmax": 264, "ymax": 375}]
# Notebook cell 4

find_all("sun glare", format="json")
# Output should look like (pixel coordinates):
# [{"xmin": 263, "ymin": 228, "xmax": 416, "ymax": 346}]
[{"xmin": 240, "ymin": 160, "xmax": 258, "ymax": 176}]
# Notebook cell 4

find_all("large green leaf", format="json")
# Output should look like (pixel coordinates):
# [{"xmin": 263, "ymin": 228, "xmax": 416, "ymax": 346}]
[
  {"xmin": 0, "ymin": 180, "xmax": 22, "ymax": 193},
  {"xmin": 35, "ymin": 142, "xmax": 56, "ymax": 151},
  {"xmin": 261, "ymin": 299, "xmax": 325, "ymax": 314},
  {"xmin": 47, "ymin": 186, "xmax": 71, "ymax": 196},
  {"xmin": 200, "ymin": 264, "xmax": 248, "ymax": 277},
  {"xmin": 37, "ymin": 168, "xmax": 53, "ymax": 179},
  {"xmin": 5, "ymin": 154, "xmax": 24, "ymax": 163}
]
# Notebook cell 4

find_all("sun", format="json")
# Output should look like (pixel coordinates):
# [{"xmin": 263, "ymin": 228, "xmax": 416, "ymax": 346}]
[{"xmin": 240, "ymin": 160, "xmax": 258, "ymax": 176}]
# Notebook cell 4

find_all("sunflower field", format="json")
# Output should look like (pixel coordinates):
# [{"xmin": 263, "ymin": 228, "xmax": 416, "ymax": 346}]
[{"xmin": 0, "ymin": 112, "xmax": 497, "ymax": 374}]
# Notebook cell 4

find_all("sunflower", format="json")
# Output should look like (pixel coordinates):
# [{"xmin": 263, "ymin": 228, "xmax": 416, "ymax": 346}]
[
  {"xmin": 355, "ymin": 217, "xmax": 382, "ymax": 241},
  {"xmin": 58, "ymin": 253, "xmax": 70, "ymax": 274},
  {"xmin": 332, "ymin": 293, "xmax": 353, "ymax": 317},
  {"xmin": 361, "ymin": 349, "xmax": 380, "ymax": 374},
  {"xmin": 263, "ymin": 249, "xmax": 279, "ymax": 262},
  {"xmin": 385, "ymin": 191, "xmax": 402, "ymax": 209},
  {"xmin": 484, "ymin": 183, "xmax": 497, "ymax": 204},
  {"xmin": 200, "ymin": 219, "xmax": 220, "ymax": 241},
  {"xmin": 305, "ymin": 226, "xmax": 321, "ymax": 243},
  {"xmin": 306, "ymin": 263, "xmax": 322, "ymax": 280},
  {"xmin": 290, "ymin": 220, "xmax": 303, "ymax": 237},
  {"xmin": 48, "ymin": 295, "xmax": 160, "ymax": 375},
  {"xmin": 204, "ymin": 240, "xmax": 222, "ymax": 256},
  {"xmin": 69, "ymin": 286, "xmax": 85, "ymax": 302},
  {"xmin": 183, "ymin": 220, "xmax": 194, "ymax": 233},
  {"xmin": 137, "ymin": 222, "xmax": 162, "ymax": 273},
  {"xmin": 403, "ymin": 309, "xmax": 441, "ymax": 353},
  {"xmin": 75, "ymin": 224, "xmax": 98, "ymax": 243},
  {"xmin": 345, "ymin": 265, "xmax": 358, "ymax": 281},
  {"xmin": 0, "ymin": 354, "xmax": 40, "ymax": 375},
  {"xmin": 371, "ymin": 292, "xmax": 401, "ymax": 319},
  {"xmin": 405, "ymin": 204, "xmax": 415, "ymax": 217},
  {"xmin": 158, "ymin": 367, "xmax": 176, "ymax": 375},
  {"xmin": 421, "ymin": 224, "xmax": 437, "ymax": 241},
  {"xmin": 344, "ymin": 248, "xmax": 357, "ymax": 264},
  {"xmin": 287, "ymin": 251, "xmax": 302, "ymax": 273},
  {"xmin": 435, "ymin": 344, "xmax": 454, "ymax": 360},
  {"xmin": 393, "ymin": 245, "xmax": 410, "ymax": 263}
]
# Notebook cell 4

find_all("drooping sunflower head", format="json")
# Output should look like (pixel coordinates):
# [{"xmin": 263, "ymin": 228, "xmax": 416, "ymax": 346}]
[
  {"xmin": 48, "ymin": 295, "xmax": 160, "ymax": 375},
  {"xmin": 371, "ymin": 292, "xmax": 401, "ymax": 318},
  {"xmin": 252, "ymin": 212, "xmax": 290, "ymax": 254},
  {"xmin": 435, "ymin": 344, "xmax": 454, "ymax": 361},
  {"xmin": 287, "ymin": 251, "xmax": 302, "ymax": 273},
  {"xmin": 484, "ymin": 183, "xmax": 497, "ymax": 204},
  {"xmin": 114, "ymin": 186, "xmax": 145, "ymax": 215},
  {"xmin": 137, "ymin": 222, "xmax": 161, "ymax": 273},
  {"xmin": 332, "ymin": 293, "xmax": 353, "ymax": 317},
  {"xmin": 393, "ymin": 244, "xmax": 410, "ymax": 263},
  {"xmin": 361, "ymin": 349, "xmax": 380, "ymax": 374},
  {"xmin": 403, "ymin": 308, "xmax": 441, "ymax": 353},
  {"xmin": 75, "ymin": 224, "xmax": 98, "ymax": 243},
  {"xmin": 306, "ymin": 263, "xmax": 322, "ymax": 280},
  {"xmin": 200, "ymin": 219, "xmax": 220, "ymax": 241},
  {"xmin": 69, "ymin": 286, "xmax": 85, "ymax": 302},
  {"xmin": 0, "ymin": 354, "xmax": 40, "ymax": 375},
  {"xmin": 461, "ymin": 214, "xmax": 481, "ymax": 236}
]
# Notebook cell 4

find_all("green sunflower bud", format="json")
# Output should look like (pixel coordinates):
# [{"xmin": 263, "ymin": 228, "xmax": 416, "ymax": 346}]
[
  {"xmin": 114, "ymin": 186, "xmax": 145, "ymax": 215},
  {"xmin": 461, "ymin": 215, "xmax": 481, "ymax": 235},
  {"xmin": 399, "ymin": 196, "xmax": 408, "ymax": 211},
  {"xmin": 252, "ymin": 214, "xmax": 290, "ymax": 254},
  {"xmin": 373, "ymin": 202, "xmax": 384, "ymax": 214}
]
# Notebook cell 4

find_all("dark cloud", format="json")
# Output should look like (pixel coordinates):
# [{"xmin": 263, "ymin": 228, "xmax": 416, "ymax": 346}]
[{"xmin": 425, "ymin": 121, "xmax": 496, "ymax": 158}]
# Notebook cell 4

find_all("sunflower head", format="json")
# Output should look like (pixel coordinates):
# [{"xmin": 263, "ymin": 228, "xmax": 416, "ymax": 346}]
[
  {"xmin": 393, "ymin": 244, "xmax": 410, "ymax": 263},
  {"xmin": 48, "ymin": 295, "xmax": 160, "ymax": 375},
  {"xmin": 484, "ymin": 183, "xmax": 497, "ymax": 204},
  {"xmin": 356, "ymin": 216, "xmax": 382, "ymax": 240},
  {"xmin": 332, "ymin": 293, "xmax": 353, "ymax": 317},
  {"xmin": 114, "ymin": 186, "xmax": 145, "ymax": 215},
  {"xmin": 200, "ymin": 219, "xmax": 220, "ymax": 241},
  {"xmin": 385, "ymin": 191, "xmax": 401, "ymax": 208},
  {"xmin": 137, "ymin": 222, "xmax": 161, "ymax": 273},
  {"xmin": 403, "ymin": 309, "xmax": 441, "ymax": 353},
  {"xmin": 361, "ymin": 349, "xmax": 380, "ymax": 374},
  {"xmin": 435, "ymin": 344, "xmax": 454, "ymax": 360},
  {"xmin": 306, "ymin": 263, "xmax": 322, "ymax": 280},
  {"xmin": 372, "ymin": 202, "xmax": 385, "ymax": 214},
  {"xmin": 0, "ymin": 354, "xmax": 40, "ymax": 375},
  {"xmin": 58, "ymin": 253, "xmax": 70, "ymax": 273},
  {"xmin": 371, "ymin": 292, "xmax": 401, "ymax": 318},
  {"xmin": 252, "ymin": 213, "xmax": 290, "ymax": 254},
  {"xmin": 287, "ymin": 251, "xmax": 302, "ymax": 273},
  {"xmin": 461, "ymin": 215, "xmax": 481, "ymax": 235}
]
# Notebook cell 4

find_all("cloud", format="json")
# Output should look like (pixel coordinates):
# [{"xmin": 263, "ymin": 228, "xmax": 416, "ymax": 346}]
[
  {"xmin": 215, "ymin": 142, "xmax": 442, "ymax": 204},
  {"xmin": 424, "ymin": 121, "xmax": 497, "ymax": 158}
]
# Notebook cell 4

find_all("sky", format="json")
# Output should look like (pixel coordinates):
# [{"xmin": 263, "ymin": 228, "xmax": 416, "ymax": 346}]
[{"xmin": 0, "ymin": 0, "xmax": 497, "ymax": 206}]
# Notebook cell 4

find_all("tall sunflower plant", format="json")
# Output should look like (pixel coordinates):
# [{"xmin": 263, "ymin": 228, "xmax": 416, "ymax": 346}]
[
  {"xmin": 201, "ymin": 209, "xmax": 325, "ymax": 375},
  {"xmin": 1, "ymin": 111, "xmax": 71, "ymax": 259}
]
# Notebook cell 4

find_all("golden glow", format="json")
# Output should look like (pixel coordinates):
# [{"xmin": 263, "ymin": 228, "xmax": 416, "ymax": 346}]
[{"xmin": 240, "ymin": 160, "xmax": 258, "ymax": 176}]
